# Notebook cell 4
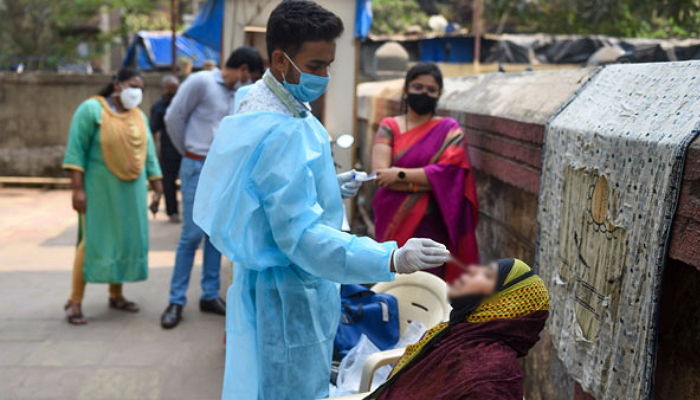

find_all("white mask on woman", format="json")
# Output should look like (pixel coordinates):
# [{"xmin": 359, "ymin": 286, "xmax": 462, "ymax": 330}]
[{"xmin": 119, "ymin": 87, "xmax": 143, "ymax": 109}]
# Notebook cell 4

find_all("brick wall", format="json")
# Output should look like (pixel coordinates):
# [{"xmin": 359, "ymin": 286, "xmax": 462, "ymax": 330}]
[
  {"xmin": 356, "ymin": 67, "xmax": 700, "ymax": 400},
  {"xmin": 669, "ymin": 139, "xmax": 700, "ymax": 269},
  {"xmin": 446, "ymin": 111, "xmax": 543, "ymax": 264}
]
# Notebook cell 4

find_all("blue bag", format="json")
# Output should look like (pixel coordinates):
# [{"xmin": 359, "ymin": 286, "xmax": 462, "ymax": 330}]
[{"xmin": 334, "ymin": 284, "xmax": 400, "ymax": 359}]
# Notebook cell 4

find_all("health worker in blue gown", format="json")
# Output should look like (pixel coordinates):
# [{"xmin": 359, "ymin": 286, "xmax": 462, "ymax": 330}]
[{"xmin": 193, "ymin": 2, "xmax": 450, "ymax": 400}]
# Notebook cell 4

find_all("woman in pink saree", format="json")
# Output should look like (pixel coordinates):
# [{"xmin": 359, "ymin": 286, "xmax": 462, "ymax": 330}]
[{"xmin": 372, "ymin": 63, "xmax": 478, "ymax": 282}]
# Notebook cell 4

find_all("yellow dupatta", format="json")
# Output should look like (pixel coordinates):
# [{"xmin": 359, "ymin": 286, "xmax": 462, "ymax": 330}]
[
  {"xmin": 94, "ymin": 96, "xmax": 148, "ymax": 181},
  {"xmin": 388, "ymin": 259, "xmax": 550, "ymax": 378}
]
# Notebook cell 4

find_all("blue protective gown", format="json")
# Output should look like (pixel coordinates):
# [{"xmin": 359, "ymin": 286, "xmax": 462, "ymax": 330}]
[
  {"xmin": 193, "ymin": 73, "xmax": 396, "ymax": 400},
  {"xmin": 232, "ymin": 83, "xmax": 252, "ymax": 114}
]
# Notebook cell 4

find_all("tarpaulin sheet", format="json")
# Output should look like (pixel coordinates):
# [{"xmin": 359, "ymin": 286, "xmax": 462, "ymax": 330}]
[
  {"xmin": 355, "ymin": 0, "xmax": 373, "ymax": 39},
  {"xmin": 419, "ymin": 37, "xmax": 473, "ymax": 63},
  {"xmin": 536, "ymin": 61, "xmax": 700, "ymax": 398},
  {"xmin": 122, "ymin": 31, "xmax": 219, "ymax": 71},
  {"xmin": 365, "ymin": 34, "xmax": 700, "ymax": 65},
  {"xmin": 483, "ymin": 34, "xmax": 700, "ymax": 64},
  {"xmin": 184, "ymin": 0, "xmax": 223, "ymax": 50}
]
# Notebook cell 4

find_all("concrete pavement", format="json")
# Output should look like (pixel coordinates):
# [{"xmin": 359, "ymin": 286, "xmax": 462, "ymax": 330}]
[{"xmin": 0, "ymin": 188, "xmax": 230, "ymax": 400}]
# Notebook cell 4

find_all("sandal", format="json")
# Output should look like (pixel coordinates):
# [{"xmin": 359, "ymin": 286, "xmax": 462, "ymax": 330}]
[
  {"xmin": 109, "ymin": 296, "xmax": 140, "ymax": 313},
  {"xmin": 64, "ymin": 301, "xmax": 87, "ymax": 325}
]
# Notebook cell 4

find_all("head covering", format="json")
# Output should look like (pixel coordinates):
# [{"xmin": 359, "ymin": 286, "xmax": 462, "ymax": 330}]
[
  {"xmin": 365, "ymin": 259, "xmax": 549, "ymax": 400},
  {"xmin": 448, "ymin": 294, "xmax": 484, "ymax": 325},
  {"xmin": 494, "ymin": 258, "xmax": 515, "ymax": 290},
  {"xmin": 466, "ymin": 258, "xmax": 542, "ymax": 323}
]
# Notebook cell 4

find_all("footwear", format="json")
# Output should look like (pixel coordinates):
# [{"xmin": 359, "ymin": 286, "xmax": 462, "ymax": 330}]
[
  {"xmin": 64, "ymin": 301, "xmax": 87, "ymax": 325},
  {"xmin": 169, "ymin": 214, "xmax": 181, "ymax": 223},
  {"xmin": 161, "ymin": 303, "xmax": 183, "ymax": 329},
  {"xmin": 109, "ymin": 296, "xmax": 140, "ymax": 312},
  {"xmin": 199, "ymin": 297, "xmax": 226, "ymax": 316}
]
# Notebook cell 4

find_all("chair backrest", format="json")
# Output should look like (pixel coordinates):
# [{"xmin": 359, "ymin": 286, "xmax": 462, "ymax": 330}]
[{"xmin": 372, "ymin": 271, "xmax": 451, "ymax": 335}]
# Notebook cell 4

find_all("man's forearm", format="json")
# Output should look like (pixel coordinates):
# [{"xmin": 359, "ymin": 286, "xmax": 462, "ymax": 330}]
[{"xmin": 164, "ymin": 118, "xmax": 186, "ymax": 155}]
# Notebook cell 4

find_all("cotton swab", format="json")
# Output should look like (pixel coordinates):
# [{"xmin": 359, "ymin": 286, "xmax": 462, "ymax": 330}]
[{"xmin": 448, "ymin": 254, "xmax": 470, "ymax": 271}]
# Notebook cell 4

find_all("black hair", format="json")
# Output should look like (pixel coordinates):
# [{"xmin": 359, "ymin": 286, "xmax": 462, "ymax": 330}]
[
  {"xmin": 265, "ymin": 0, "xmax": 344, "ymax": 61},
  {"xmin": 403, "ymin": 62, "xmax": 443, "ymax": 92},
  {"xmin": 225, "ymin": 46, "xmax": 264, "ymax": 74},
  {"xmin": 401, "ymin": 62, "xmax": 443, "ymax": 114},
  {"xmin": 98, "ymin": 67, "xmax": 142, "ymax": 97}
]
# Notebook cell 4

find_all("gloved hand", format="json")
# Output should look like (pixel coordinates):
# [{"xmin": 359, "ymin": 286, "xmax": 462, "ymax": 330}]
[
  {"xmin": 393, "ymin": 238, "xmax": 449, "ymax": 274},
  {"xmin": 337, "ymin": 170, "xmax": 364, "ymax": 199}
]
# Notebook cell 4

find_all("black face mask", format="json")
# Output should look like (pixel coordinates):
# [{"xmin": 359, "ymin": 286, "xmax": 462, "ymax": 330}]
[{"xmin": 406, "ymin": 92, "xmax": 438, "ymax": 115}]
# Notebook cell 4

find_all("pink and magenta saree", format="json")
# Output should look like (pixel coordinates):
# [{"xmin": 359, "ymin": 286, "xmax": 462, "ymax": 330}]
[{"xmin": 372, "ymin": 116, "xmax": 479, "ymax": 282}]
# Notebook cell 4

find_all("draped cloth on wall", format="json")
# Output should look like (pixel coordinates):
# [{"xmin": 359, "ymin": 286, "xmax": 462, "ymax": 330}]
[{"xmin": 536, "ymin": 61, "xmax": 700, "ymax": 399}]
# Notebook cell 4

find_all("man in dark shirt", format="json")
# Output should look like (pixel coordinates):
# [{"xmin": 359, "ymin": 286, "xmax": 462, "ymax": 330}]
[{"xmin": 150, "ymin": 75, "xmax": 181, "ymax": 223}]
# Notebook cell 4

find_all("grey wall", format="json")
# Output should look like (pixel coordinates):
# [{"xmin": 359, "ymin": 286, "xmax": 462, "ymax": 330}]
[{"xmin": 0, "ymin": 73, "xmax": 162, "ymax": 176}]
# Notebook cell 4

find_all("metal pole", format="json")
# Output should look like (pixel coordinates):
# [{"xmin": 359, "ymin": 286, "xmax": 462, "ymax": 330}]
[
  {"xmin": 171, "ymin": 0, "xmax": 177, "ymax": 73},
  {"xmin": 472, "ymin": 0, "xmax": 482, "ymax": 71}
]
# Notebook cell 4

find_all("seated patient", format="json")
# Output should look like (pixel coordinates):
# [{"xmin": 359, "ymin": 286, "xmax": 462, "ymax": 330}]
[{"xmin": 365, "ymin": 259, "xmax": 550, "ymax": 400}]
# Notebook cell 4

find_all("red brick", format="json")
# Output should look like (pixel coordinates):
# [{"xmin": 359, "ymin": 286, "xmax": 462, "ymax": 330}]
[
  {"xmin": 574, "ymin": 383, "xmax": 596, "ymax": 400},
  {"xmin": 468, "ymin": 147, "xmax": 540, "ymax": 194},
  {"xmin": 669, "ymin": 217, "xmax": 700, "ymax": 270},
  {"xmin": 682, "ymin": 138, "xmax": 700, "ymax": 181},
  {"xmin": 464, "ymin": 127, "xmax": 542, "ymax": 169},
  {"xmin": 461, "ymin": 112, "xmax": 545, "ymax": 145},
  {"xmin": 675, "ymin": 180, "xmax": 700, "ymax": 220}
]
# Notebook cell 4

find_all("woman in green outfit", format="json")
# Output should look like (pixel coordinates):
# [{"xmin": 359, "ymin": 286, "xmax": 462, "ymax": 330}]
[{"xmin": 62, "ymin": 68, "xmax": 163, "ymax": 325}]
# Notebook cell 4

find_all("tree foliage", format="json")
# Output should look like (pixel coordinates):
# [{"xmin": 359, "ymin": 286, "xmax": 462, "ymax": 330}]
[
  {"xmin": 371, "ymin": 0, "xmax": 700, "ymax": 39},
  {"xmin": 0, "ymin": 0, "xmax": 170, "ymax": 69},
  {"xmin": 371, "ymin": 0, "xmax": 431, "ymax": 35},
  {"xmin": 484, "ymin": 0, "xmax": 700, "ymax": 38}
]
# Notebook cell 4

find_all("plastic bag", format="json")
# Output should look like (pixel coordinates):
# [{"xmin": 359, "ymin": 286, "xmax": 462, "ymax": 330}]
[
  {"xmin": 333, "ymin": 334, "xmax": 379, "ymax": 396},
  {"xmin": 332, "ymin": 321, "xmax": 427, "ymax": 396}
]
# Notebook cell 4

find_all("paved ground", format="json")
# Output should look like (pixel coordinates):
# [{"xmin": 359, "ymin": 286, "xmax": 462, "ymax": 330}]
[{"xmin": 0, "ymin": 188, "xmax": 231, "ymax": 400}]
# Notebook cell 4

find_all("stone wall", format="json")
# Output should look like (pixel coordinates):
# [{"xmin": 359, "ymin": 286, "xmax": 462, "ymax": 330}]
[
  {"xmin": 0, "ymin": 72, "xmax": 162, "ymax": 177},
  {"xmin": 356, "ymin": 64, "xmax": 700, "ymax": 399}
]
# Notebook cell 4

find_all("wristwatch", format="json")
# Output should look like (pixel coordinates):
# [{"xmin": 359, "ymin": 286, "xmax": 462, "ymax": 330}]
[{"xmin": 397, "ymin": 170, "xmax": 406, "ymax": 180}]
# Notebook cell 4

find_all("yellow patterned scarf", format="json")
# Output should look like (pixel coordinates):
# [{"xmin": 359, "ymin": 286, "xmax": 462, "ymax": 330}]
[
  {"xmin": 94, "ymin": 96, "xmax": 148, "ymax": 181},
  {"xmin": 388, "ymin": 259, "xmax": 550, "ymax": 378}
]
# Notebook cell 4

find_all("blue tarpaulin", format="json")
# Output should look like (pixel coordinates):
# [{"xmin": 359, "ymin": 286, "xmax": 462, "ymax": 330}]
[
  {"xmin": 184, "ymin": 0, "xmax": 224, "ymax": 50},
  {"xmin": 419, "ymin": 37, "xmax": 474, "ymax": 63},
  {"xmin": 355, "ymin": 0, "xmax": 373, "ymax": 39},
  {"xmin": 125, "ymin": 0, "xmax": 377, "ymax": 69},
  {"xmin": 122, "ymin": 31, "xmax": 220, "ymax": 71},
  {"xmin": 123, "ymin": 0, "xmax": 222, "ymax": 71}
]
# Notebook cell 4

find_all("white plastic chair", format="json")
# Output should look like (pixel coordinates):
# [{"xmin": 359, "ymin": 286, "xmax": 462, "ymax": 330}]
[
  {"xmin": 359, "ymin": 272, "xmax": 450, "ymax": 393},
  {"xmin": 322, "ymin": 394, "xmax": 369, "ymax": 400},
  {"xmin": 322, "ymin": 272, "xmax": 451, "ymax": 399},
  {"xmin": 372, "ymin": 271, "xmax": 451, "ymax": 333},
  {"xmin": 322, "ymin": 271, "xmax": 452, "ymax": 400}
]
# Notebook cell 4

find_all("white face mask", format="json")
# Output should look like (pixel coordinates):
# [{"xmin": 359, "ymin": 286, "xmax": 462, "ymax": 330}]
[{"xmin": 119, "ymin": 87, "xmax": 143, "ymax": 109}]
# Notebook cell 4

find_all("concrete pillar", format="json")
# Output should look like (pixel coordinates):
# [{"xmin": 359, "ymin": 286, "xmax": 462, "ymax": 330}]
[
  {"xmin": 221, "ymin": 0, "xmax": 358, "ymax": 140},
  {"xmin": 220, "ymin": 0, "xmax": 239, "ymax": 65}
]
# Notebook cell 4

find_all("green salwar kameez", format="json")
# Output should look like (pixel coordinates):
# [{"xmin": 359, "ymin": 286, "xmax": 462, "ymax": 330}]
[{"xmin": 63, "ymin": 97, "xmax": 162, "ymax": 283}]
